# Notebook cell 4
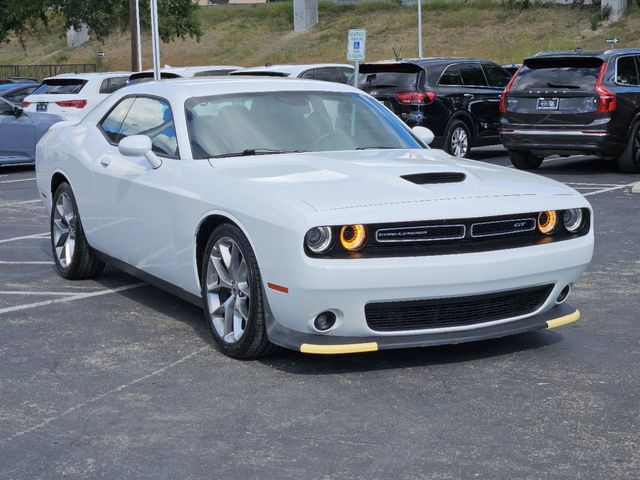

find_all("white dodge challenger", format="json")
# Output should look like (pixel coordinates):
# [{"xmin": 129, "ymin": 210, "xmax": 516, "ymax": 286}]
[{"xmin": 35, "ymin": 77, "xmax": 594, "ymax": 358}]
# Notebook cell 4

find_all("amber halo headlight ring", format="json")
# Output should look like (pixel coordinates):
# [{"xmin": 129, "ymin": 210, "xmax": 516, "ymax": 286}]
[
  {"xmin": 339, "ymin": 224, "xmax": 367, "ymax": 251},
  {"xmin": 537, "ymin": 210, "xmax": 558, "ymax": 235},
  {"xmin": 562, "ymin": 208, "xmax": 585, "ymax": 233},
  {"xmin": 305, "ymin": 226, "xmax": 333, "ymax": 254}
]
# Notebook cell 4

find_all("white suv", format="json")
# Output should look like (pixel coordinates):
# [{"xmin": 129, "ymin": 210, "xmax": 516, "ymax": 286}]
[{"xmin": 22, "ymin": 72, "xmax": 130, "ymax": 121}]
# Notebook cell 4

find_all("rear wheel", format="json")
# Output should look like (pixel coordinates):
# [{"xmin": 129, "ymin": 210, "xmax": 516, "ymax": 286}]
[
  {"xmin": 445, "ymin": 121, "xmax": 471, "ymax": 158},
  {"xmin": 617, "ymin": 122, "xmax": 640, "ymax": 173},
  {"xmin": 508, "ymin": 150, "xmax": 543, "ymax": 170},
  {"xmin": 201, "ymin": 224, "xmax": 276, "ymax": 359},
  {"xmin": 50, "ymin": 182, "xmax": 104, "ymax": 279}
]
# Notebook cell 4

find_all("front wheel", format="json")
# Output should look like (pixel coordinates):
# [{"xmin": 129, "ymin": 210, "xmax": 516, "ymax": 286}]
[
  {"xmin": 50, "ymin": 182, "xmax": 104, "ymax": 279},
  {"xmin": 508, "ymin": 150, "xmax": 543, "ymax": 170},
  {"xmin": 617, "ymin": 122, "xmax": 640, "ymax": 173},
  {"xmin": 201, "ymin": 224, "xmax": 276, "ymax": 359}
]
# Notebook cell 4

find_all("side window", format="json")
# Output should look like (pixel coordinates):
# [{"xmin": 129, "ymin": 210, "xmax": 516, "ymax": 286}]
[
  {"xmin": 315, "ymin": 67, "xmax": 347, "ymax": 83},
  {"xmin": 119, "ymin": 97, "xmax": 178, "ymax": 157},
  {"xmin": 99, "ymin": 97, "xmax": 135, "ymax": 143},
  {"xmin": 439, "ymin": 65, "xmax": 462, "ymax": 86},
  {"xmin": 339, "ymin": 67, "xmax": 353, "ymax": 84},
  {"xmin": 616, "ymin": 56, "xmax": 639, "ymax": 85},
  {"xmin": 299, "ymin": 69, "xmax": 316, "ymax": 80},
  {"xmin": 483, "ymin": 64, "xmax": 511, "ymax": 88},
  {"xmin": 0, "ymin": 99, "xmax": 13, "ymax": 115},
  {"xmin": 459, "ymin": 63, "xmax": 488, "ymax": 87},
  {"xmin": 99, "ymin": 77, "xmax": 128, "ymax": 94}
]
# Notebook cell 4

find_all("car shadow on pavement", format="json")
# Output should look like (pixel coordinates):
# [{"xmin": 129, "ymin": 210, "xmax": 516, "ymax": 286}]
[
  {"xmin": 0, "ymin": 165, "xmax": 35, "ymax": 174},
  {"xmin": 261, "ymin": 330, "xmax": 563, "ymax": 375}
]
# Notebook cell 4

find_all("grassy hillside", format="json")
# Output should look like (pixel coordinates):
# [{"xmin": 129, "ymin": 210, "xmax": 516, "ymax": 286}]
[{"xmin": 1, "ymin": 0, "xmax": 640, "ymax": 71}]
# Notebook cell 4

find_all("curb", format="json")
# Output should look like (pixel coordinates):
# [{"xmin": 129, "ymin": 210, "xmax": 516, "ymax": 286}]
[{"xmin": 632, "ymin": 182, "xmax": 640, "ymax": 194}]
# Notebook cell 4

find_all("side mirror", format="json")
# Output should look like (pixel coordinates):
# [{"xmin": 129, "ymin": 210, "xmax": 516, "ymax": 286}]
[
  {"xmin": 412, "ymin": 126, "xmax": 435, "ymax": 146},
  {"xmin": 12, "ymin": 106, "xmax": 23, "ymax": 117},
  {"xmin": 118, "ymin": 135, "xmax": 162, "ymax": 169}
]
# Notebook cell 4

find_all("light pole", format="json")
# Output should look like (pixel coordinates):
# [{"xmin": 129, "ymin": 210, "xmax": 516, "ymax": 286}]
[
  {"xmin": 135, "ymin": 0, "xmax": 142, "ymax": 71},
  {"xmin": 150, "ymin": 0, "xmax": 161, "ymax": 80},
  {"xmin": 417, "ymin": 0, "xmax": 423, "ymax": 58}
]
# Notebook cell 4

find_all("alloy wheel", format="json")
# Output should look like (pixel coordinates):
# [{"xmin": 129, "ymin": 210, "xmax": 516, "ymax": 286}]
[
  {"xmin": 450, "ymin": 127, "xmax": 469, "ymax": 158},
  {"xmin": 52, "ymin": 192, "xmax": 77, "ymax": 268},
  {"xmin": 205, "ymin": 237, "xmax": 251, "ymax": 344}
]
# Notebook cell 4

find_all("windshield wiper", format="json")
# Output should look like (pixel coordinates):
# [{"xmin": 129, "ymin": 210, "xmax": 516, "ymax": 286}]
[
  {"xmin": 355, "ymin": 146, "xmax": 397, "ymax": 150},
  {"xmin": 546, "ymin": 82, "xmax": 581, "ymax": 89},
  {"xmin": 211, "ymin": 148, "xmax": 305, "ymax": 159}
]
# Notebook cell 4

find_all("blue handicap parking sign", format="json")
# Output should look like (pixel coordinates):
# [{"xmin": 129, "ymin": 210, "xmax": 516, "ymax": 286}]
[{"xmin": 354, "ymin": 41, "xmax": 360, "ymax": 50}]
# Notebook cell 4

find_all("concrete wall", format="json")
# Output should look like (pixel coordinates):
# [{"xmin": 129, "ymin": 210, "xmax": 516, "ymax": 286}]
[
  {"xmin": 66, "ymin": 24, "xmax": 90, "ymax": 48},
  {"xmin": 294, "ymin": 0, "xmax": 318, "ymax": 32}
]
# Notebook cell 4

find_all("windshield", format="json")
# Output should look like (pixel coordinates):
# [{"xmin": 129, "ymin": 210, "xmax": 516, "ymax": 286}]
[
  {"xmin": 512, "ymin": 57, "xmax": 603, "ymax": 91},
  {"xmin": 33, "ymin": 79, "xmax": 87, "ymax": 95},
  {"xmin": 185, "ymin": 91, "xmax": 422, "ymax": 158},
  {"xmin": 360, "ymin": 71, "xmax": 420, "ymax": 90}
]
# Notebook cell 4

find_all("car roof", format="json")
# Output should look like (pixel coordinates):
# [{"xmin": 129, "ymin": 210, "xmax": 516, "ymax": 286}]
[
  {"xmin": 131, "ymin": 66, "xmax": 241, "ymax": 77},
  {"xmin": 532, "ymin": 48, "xmax": 640, "ymax": 59},
  {"xmin": 363, "ymin": 57, "xmax": 497, "ymax": 66},
  {"xmin": 0, "ymin": 83, "xmax": 37, "ymax": 92},
  {"xmin": 116, "ymin": 76, "xmax": 359, "ymax": 102},
  {"xmin": 44, "ymin": 72, "xmax": 131, "ymax": 81},
  {"xmin": 232, "ymin": 64, "xmax": 354, "ymax": 76}
]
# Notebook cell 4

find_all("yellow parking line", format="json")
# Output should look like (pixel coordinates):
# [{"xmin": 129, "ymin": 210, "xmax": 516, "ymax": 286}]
[
  {"xmin": 546, "ymin": 310, "xmax": 580, "ymax": 329},
  {"xmin": 300, "ymin": 342, "xmax": 378, "ymax": 354}
]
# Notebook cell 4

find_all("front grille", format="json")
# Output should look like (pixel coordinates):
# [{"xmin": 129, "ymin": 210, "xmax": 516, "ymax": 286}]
[
  {"xmin": 402, "ymin": 172, "xmax": 466, "ymax": 185},
  {"xmin": 365, "ymin": 285, "xmax": 553, "ymax": 332}
]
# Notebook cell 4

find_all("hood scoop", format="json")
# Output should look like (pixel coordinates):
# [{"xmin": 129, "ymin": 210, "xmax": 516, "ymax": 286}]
[{"xmin": 401, "ymin": 172, "xmax": 467, "ymax": 185}]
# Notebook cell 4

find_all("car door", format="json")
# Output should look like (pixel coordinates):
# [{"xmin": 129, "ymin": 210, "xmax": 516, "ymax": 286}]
[
  {"xmin": 93, "ymin": 95, "xmax": 182, "ymax": 279},
  {"xmin": 0, "ymin": 99, "xmax": 36, "ymax": 161},
  {"xmin": 457, "ymin": 62, "xmax": 500, "ymax": 141},
  {"xmin": 481, "ymin": 62, "xmax": 512, "ymax": 136}
]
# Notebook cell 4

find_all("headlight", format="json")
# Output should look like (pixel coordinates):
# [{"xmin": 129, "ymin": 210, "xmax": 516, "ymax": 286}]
[
  {"xmin": 305, "ymin": 226, "xmax": 333, "ymax": 254},
  {"xmin": 537, "ymin": 210, "xmax": 558, "ymax": 235},
  {"xmin": 340, "ymin": 224, "xmax": 367, "ymax": 251},
  {"xmin": 563, "ymin": 208, "xmax": 584, "ymax": 233}
]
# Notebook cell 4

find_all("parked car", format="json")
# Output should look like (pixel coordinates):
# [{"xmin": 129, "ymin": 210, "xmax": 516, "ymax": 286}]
[
  {"xmin": 22, "ymin": 72, "xmax": 130, "ymax": 121},
  {"xmin": 502, "ymin": 64, "xmax": 522, "ymax": 76},
  {"xmin": 0, "ymin": 97, "xmax": 63, "ymax": 166},
  {"xmin": 231, "ymin": 64, "xmax": 354, "ymax": 84},
  {"xmin": 127, "ymin": 66, "xmax": 241, "ymax": 85},
  {"xmin": 0, "ymin": 83, "xmax": 39, "ymax": 106},
  {"xmin": 359, "ymin": 58, "xmax": 512, "ymax": 158},
  {"xmin": 35, "ymin": 77, "xmax": 593, "ymax": 358},
  {"xmin": 500, "ymin": 48, "xmax": 640, "ymax": 173},
  {"xmin": 0, "ymin": 77, "xmax": 38, "ymax": 84}
]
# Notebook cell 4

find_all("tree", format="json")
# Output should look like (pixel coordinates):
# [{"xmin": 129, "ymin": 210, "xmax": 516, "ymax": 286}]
[{"xmin": 0, "ymin": 0, "xmax": 202, "ymax": 45}]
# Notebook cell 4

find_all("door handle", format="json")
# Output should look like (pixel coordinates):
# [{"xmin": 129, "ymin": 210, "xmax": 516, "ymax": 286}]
[
  {"xmin": 100, "ymin": 157, "xmax": 111, "ymax": 166},
  {"xmin": 464, "ymin": 94, "xmax": 474, "ymax": 98}
]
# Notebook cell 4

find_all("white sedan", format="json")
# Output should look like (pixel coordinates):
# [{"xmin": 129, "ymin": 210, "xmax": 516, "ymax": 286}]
[{"xmin": 35, "ymin": 78, "xmax": 594, "ymax": 358}]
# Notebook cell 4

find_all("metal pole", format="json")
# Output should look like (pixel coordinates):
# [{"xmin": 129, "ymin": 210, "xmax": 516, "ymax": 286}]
[
  {"xmin": 353, "ymin": 60, "xmax": 360, "ymax": 89},
  {"xmin": 136, "ymin": 0, "xmax": 142, "ymax": 71},
  {"xmin": 129, "ymin": 0, "xmax": 140, "ymax": 71},
  {"xmin": 150, "ymin": 0, "xmax": 161, "ymax": 80},
  {"xmin": 417, "ymin": 0, "xmax": 423, "ymax": 59}
]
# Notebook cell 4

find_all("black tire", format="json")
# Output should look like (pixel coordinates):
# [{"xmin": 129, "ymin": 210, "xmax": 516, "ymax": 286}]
[
  {"xmin": 200, "ymin": 223, "xmax": 276, "ymax": 359},
  {"xmin": 508, "ymin": 150, "xmax": 543, "ymax": 170},
  {"xmin": 50, "ymin": 182, "xmax": 105, "ymax": 280},
  {"xmin": 617, "ymin": 122, "xmax": 640, "ymax": 173},
  {"xmin": 444, "ymin": 120, "xmax": 471, "ymax": 158}
]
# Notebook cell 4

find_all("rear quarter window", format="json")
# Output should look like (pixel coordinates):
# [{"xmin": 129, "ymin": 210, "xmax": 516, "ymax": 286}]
[
  {"xmin": 33, "ymin": 79, "xmax": 87, "ymax": 95},
  {"xmin": 616, "ymin": 56, "xmax": 639, "ymax": 85},
  {"xmin": 99, "ymin": 77, "xmax": 128, "ymax": 94}
]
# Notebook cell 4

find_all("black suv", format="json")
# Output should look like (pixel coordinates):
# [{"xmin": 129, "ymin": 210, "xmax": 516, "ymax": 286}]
[
  {"xmin": 359, "ymin": 58, "xmax": 512, "ymax": 157},
  {"xmin": 500, "ymin": 49, "xmax": 640, "ymax": 173}
]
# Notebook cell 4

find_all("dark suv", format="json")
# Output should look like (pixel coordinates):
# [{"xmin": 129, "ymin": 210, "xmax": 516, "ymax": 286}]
[
  {"xmin": 500, "ymin": 49, "xmax": 640, "ymax": 173},
  {"xmin": 359, "ymin": 58, "xmax": 512, "ymax": 157}
]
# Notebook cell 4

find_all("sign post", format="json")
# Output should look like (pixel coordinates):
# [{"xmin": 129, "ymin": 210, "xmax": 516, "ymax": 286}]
[
  {"xmin": 605, "ymin": 37, "xmax": 620, "ymax": 48},
  {"xmin": 347, "ymin": 29, "xmax": 366, "ymax": 89}
]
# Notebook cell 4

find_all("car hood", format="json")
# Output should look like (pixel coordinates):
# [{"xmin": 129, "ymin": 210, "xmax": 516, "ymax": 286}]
[{"xmin": 209, "ymin": 149, "xmax": 578, "ymax": 212}]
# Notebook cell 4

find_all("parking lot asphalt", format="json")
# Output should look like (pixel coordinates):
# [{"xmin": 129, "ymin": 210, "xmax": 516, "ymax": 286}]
[{"xmin": 1, "ymin": 151, "xmax": 639, "ymax": 479}]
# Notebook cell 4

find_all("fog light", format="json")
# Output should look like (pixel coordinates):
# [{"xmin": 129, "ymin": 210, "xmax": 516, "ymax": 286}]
[
  {"xmin": 563, "ymin": 209, "xmax": 584, "ymax": 233},
  {"xmin": 340, "ymin": 224, "xmax": 367, "ymax": 251},
  {"xmin": 556, "ymin": 285, "xmax": 571, "ymax": 304},
  {"xmin": 314, "ymin": 311, "xmax": 337, "ymax": 331},
  {"xmin": 538, "ymin": 210, "xmax": 558, "ymax": 235}
]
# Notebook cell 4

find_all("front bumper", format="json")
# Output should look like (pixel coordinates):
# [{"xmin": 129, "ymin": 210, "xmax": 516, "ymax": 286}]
[{"xmin": 267, "ymin": 303, "xmax": 580, "ymax": 354}]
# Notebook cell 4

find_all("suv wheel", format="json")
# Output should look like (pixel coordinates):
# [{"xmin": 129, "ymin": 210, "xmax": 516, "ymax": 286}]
[
  {"xmin": 617, "ymin": 122, "xmax": 640, "ymax": 173},
  {"xmin": 445, "ymin": 121, "xmax": 470, "ymax": 158},
  {"xmin": 508, "ymin": 150, "xmax": 543, "ymax": 170}
]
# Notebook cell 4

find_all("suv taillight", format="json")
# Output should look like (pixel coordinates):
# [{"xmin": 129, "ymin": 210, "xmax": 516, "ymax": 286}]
[
  {"xmin": 499, "ymin": 66, "xmax": 522, "ymax": 114},
  {"xmin": 55, "ymin": 100, "xmax": 87, "ymax": 109},
  {"xmin": 395, "ymin": 91, "xmax": 436, "ymax": 105},
  {"xmin": 595, "ymin": 63, "xmax": 616, "ymax": 113}
]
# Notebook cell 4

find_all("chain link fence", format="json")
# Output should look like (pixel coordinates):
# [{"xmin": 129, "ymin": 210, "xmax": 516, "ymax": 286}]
[{"xmin": 0, "ymin": 64, "xmax": 97, "ymax": 82}]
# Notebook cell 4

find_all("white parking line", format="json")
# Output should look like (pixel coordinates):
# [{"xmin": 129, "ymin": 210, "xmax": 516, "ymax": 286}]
[
  {"xmin": 1, "ymin": 345, "xmax": 209, "ymax": 444},
  {"xmin": 0, "ymin": 261, "xmax": 53, "ymax": 265},
  {"xmin": 0, "ymin": 283, "xmax": 146, "ymax": 315},
  {"xmin": 583, "ymin": 183, "xmax": 636, "ymax": 196},
  {"xmin": 0, "ymin": 290, "xmax": 93, "ymax": 296},
  {"xmin": 0, "ymin": 177, "xmax": 36, "ymax": 184},
  {"xmin": 0, "ymin": 199, "xmax": 41, "ymax": 205},
  {"xmin": 565, "ymin": 182, "xmax": 623, "ymax": 187},
  {"xmin": 0, "ymin": 232, "xmax": 49, "ymax": 244}
]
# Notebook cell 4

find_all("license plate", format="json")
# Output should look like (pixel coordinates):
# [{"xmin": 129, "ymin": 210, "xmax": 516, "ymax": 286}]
[
  {"xmin": 536, "ymin": 98, "xmax": 559, "ymax": 110},
  {"xmin": 36, "ymin": 102, "xmax": 48, "ymax": 112}
]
